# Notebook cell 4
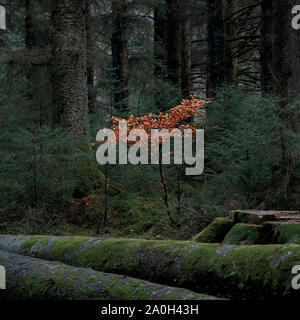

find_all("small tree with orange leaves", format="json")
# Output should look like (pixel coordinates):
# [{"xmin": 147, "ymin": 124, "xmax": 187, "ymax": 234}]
[{"xmin": 95, "ymin": 96, "xmax": 208, "ymax": 226}]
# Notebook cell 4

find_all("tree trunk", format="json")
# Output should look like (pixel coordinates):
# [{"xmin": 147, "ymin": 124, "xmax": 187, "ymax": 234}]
[
  {"xmin": 206, "ymin": 0, "xmax": 225, "ymax": 98},
  {"xmin": 50, "ymin": 0, "xmax": 99, "ymax": 199},
  {"xmin": 272, "ymin": 0, "xmax": 300, "ymax": 105},
  {"xmin": 25, "ymin": 0, "xmax": 35, "ymax": 50},
  {"xmin": 166, "ymin": 0, "xmax": 181, "ymax": 91},
  {"xmin": 0, "ymin": 250, "xmax": 216, "ymax": 300},
  {"xmin": 224, "ymin": 0, "xmax": 238, "ymax": 85},
  {"xmin": 1, "ymin": 235, "xmax": 299, "ymax": 299},
  {"xmin": 261, "ymin": 0, "xmax": 300, "ymax": 105},
  {"xmin": 51, "ymin": 0, "xmax": 89, "ymax": 142},
  {"xmin": 181, "ymin": 3, "xmax": 192, "ymax": 98},
  {"xmin": 25, "ymin": 0, "xmax": 36, "ymax": 85},
  {"xmin": 111, "ymin": 0, "xmax": 129, "ymax": 114},
  {"xmin": 86, "ymin": 0, "xmax": 95, "ymax": 113},
  {"xmin": 260, "ymin": 0, "xmax": 300, "ymax": 203},
  {"xmin": 154, "ymin": 5, "xmax": 168, "ymax": 80},
  {"xmin": 154, "ymin": 3, "xmax": 169, "ymax": 111},
  {"xmin": 260, "ymin": 0, "xmax": 274, "ymax": 93}
]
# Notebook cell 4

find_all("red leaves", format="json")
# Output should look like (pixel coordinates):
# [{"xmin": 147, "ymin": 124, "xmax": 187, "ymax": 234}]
[{"xmin": 106, "ymin": 96, "xmax": 208, "ymax": 145}]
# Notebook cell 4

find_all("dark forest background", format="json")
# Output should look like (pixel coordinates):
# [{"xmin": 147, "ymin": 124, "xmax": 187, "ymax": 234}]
[{"xmin": 0, "ymin": 0, "xmax": 299, "ymax": 240}]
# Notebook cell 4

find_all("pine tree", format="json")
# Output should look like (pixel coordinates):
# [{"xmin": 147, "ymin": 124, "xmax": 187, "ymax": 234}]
[
  {"xmin": 51, "ymin": 0, "xmax": 90, "ymax": 142},
  {"xmin": 111, "ymin": 0, "xmax": 129, "ymax": 114}
]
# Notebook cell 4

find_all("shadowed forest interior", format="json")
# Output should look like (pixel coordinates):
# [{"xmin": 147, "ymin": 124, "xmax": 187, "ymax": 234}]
[{"xmin": 0, "ymin": 0, "xmax": 299, "ymax": 242}]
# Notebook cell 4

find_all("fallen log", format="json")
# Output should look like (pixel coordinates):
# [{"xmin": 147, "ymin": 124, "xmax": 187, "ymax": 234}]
[
  {"xmin": 261, "ymin": 222, "xmax": 300, "ymax": 244},
  {"xmin": 0, "ymin": 250, "xmax": 218, "ymax": 300},
  {"xmin": 0, "ymin": 235, "xmax": 299, "ymax": 299},
  {"xmin": 222, "ymin": 223, "xmax": 262, "ymax": 245},
  {"xmin": 192, "ymin": 218, "xmax": 234, "ymax": 243}
]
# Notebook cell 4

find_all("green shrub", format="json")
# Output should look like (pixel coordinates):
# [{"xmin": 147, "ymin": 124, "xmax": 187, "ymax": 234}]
[{"xmin": 204, "ymin": 86, "xmax": 300, "ymax": 209}]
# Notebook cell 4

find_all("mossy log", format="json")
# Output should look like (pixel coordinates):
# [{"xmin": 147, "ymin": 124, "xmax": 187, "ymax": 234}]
[
  {"xmin": 222, "ymin": 224, "xmax": 262, "ymax": 245},
  {"xmin": 192, "ymin": 218, "xmax": 234, "ymax": 243},
  {"xmin": 230, "ymin": 210, "xmax": 276, "ymax": 224},
  {"xmin": 0, "ymin": 250, "xmax": 217, "ymax": 300},
  {"xmin": 262, "ymin": 222, "xmax": 300, "ymax": 244},
  {"xmin": 0, "ymin": 235, "xmax": 299, "ymax": 299}
]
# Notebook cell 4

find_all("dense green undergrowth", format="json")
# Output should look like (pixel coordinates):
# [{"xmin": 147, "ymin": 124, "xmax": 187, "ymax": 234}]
[
  {"xmin": 1, "ymin": 83, "xmax": 299, "ymax": 240},
  {"xmin": 0, "ymin": 190, "xmax": 228, "ymax": 241}
]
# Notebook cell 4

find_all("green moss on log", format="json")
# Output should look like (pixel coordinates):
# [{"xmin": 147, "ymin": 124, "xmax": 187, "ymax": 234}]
[
  {"xmin": 0, "ymin": 250, "xmax": 218, "ymax": 300},
  {"xmin": 262, "ymin": 222, "xmax": 300, "ymax": 244},
  {"xmin": 222, "ymin": 224, "xmax": 262, "ymax": 245},
  {"xmin": 21, "ymin": 236, "xmax": 50, "ymax": 249},
  {"xmin": 277, "ymin": 224, "xmax": 300, "ymax": 244},
  {"xmin": 51, "ymin": 236, "xmax": 89, "ymax": 260},
  {"xmin": 0, "ymin": 235, "xmax": 300, "ymax": 299},
  {"xmin": 192, "ymin": 218, "xmax": 234, "ymax": 243}
]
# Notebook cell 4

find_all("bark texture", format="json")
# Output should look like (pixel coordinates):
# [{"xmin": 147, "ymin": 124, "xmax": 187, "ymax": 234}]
[
  {"xmin": 207, "ymin": 0, "xmax": 239, "ymax": 96},
  {"xmin": 0, "ymin": 250, "xmax": 217, "ymax": 300},
  {"xmin": 0, "ymin": 235, "xmax": 299, "ymax": 299},
  {"xmin": 25, "ymin": 0, "xmax": 36, "ymax": 50},
  {"xmin": 154, "ymin": 5, "xmax": 168, "ymax": 79},
  {"xmin": 25, "ymin": 0, "xmax": 37, "ymax": 85},
  {"xmin": 166, "ymin": 0, "xmax": 181, "ymax": 90},
  {"xmin": 260, "ymin": 0, "xmax": 300, "ymax": 202},
  {"xmin": 86, "ymin": 0, "xmax": 95, "ymax": 113},
  {"xmin": 224, "ymin": 0, "xmax": 238, "ymax": 84},
  {"xmin": 51, "ymin": 0, "xmax": 89, "ymax": 140},
  {"xmin": 261, "ymin": 0, "xmax": 300, "ymax": 104},
  {"xmin": 272, "ymin": 0, "xmax": 300, "ymax": 103},
  {"xmin": 154, "ymin": 3, "xmax": 169, "ymax": 111},
  {"xmin": 181, "ymin": 3, "xmax": 192, "ymax": 98},
  {"xmin": 111, "ymin": 0, "xmax": 129, "ymax": 113},
  {"xmin": 260, "ymin": 0, "xmax": 274, "ymax": 93},
  {"xmin": 206, "ymin": 0, "xmax": 225, "ymax": 97}
]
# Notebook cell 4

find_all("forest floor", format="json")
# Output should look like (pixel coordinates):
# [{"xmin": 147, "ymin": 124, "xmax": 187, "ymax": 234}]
[
  {"xmin": 0, "ymin": 195, "xmax": 210, "ymax": 241},
  {"xmin": 0, "ymin": 188, "xmax": 229, "ymax": 242}
]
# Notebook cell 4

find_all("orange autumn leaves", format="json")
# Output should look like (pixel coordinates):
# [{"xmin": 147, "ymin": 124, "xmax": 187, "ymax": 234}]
[{"xmin": 93, "ymin": 96, "xmax": 209, "ymax": 148}]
